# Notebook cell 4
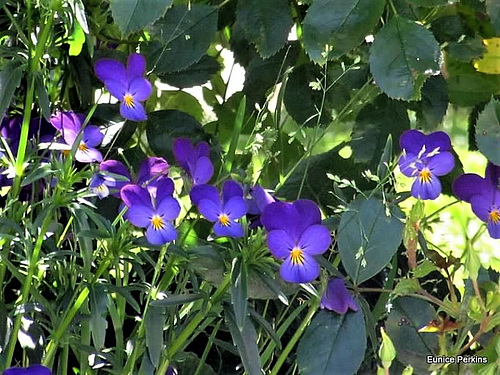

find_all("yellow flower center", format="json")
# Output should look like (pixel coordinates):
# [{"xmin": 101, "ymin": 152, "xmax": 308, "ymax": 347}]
[
  {"xmin": 418, "ymin": 168, "xmax": 432, "ymax": 183},
  {"xmin": 489, "ymin": 209, "xmax": 500, "ymax": 224},
  {"xmin": 218, "ymin": 213, "xmax": 230, "ymax": 226},
  {"xmin": 151, "ymin": 214, "xmax": 165, "ymax": 230},
  {"xmin": 290, "ymin": 247, "xmax": 305, "ymax": 265},
  {"xmin": 123, "ymin": 94, "xmax": 135, "ymax": 108},
  {"xmin": 78, "ymin": 141, "xmax": 88, "ymax": 152}
]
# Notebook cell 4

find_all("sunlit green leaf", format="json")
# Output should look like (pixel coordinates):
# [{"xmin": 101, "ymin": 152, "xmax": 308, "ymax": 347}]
[{"xmin": 109, "ymin": 0, "xmax": 172, "ymax": 35}]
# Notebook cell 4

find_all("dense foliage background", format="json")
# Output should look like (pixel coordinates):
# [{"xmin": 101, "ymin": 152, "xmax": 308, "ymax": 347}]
[{"xmin": 0, "ymin": 0, "xmax": 499, "ymax": 374}]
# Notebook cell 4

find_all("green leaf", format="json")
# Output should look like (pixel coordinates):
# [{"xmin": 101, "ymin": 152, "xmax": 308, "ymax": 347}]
[
  {"xmin": 303, "ymin": 0, "xmax": 385, "ymax": 62},
  {"xmin": 486, "ymin": 0, "xmax": 500, "ymax": 35},
  {"xmin": 174, "ymin": 352, "xmax": 217, "ymax": 375},
  {"xmin": 35, "ymin": 73, "xmax": 51, "ymax": 121},
  {"xmin": 338, "ymin": 197, "xmax": 404, "ymax": 285},
  {"xmin": 145, "ymin": 110, "xmax": 206, "ymax": 159},
  {"xmin": 148, "ymin": 5, "xmax": 217, "ymax": 74},
  {"xmin": 231, "ymin": 258, "xmax": 248, "ymax": 331},
  {"xmin": 447, "ymin": 36, "xmax": 486, "ymax": 63},
  {"xmin": 109, "ymin": 0, "xmax": 172, "ymax": 35},
  {"xmin": 149, "ymin": 293, "xmax": 204, "ymax": 307},
  {"xmin": 68, "ymin": 22, "xmax": 85, "ymax": 56},
  {"xmin": 145, "ymin": 304, "xmax": 166, "ymax": 367},
  {"xmin": 476, "ymin": 99, "xmax": 500, "ymax": 165},
  {"xmin": 392, "ymin": 278, "xmax": 421, "ymax": 296},
  {"xmin": 0, "ymin": 60, "xmax": 24, "ymax": 116},
  {"xmin": 236, "ymin": 0, "xmax": 293, "ymax": 58},
  {"xmin": 369, "ymin": 16, "xmax": 440, "ymax": 100},
  {"xmin": 416, "ymin": 75, "xmax": 449, "ymax": 130},
  {"xmin": 408, "ymin": 0, "xmax": 452, "ymax": 6},
  {"xmin": 225, "ymin": 306, "xmax": 263, "ymax": 375},
  {"xmin": 158, "ymin": 55, "xmax": 220, "ymax": 89},
  {"xmin": 297, "ymin": 309, "xmax": 366, "ymax": 375},
  {"xmin": 89, "ymin": 285, "xmax": 108, "ymax": 350},
  {"xmin": 385, "ymin": 297, "xmax": 438, "ymax": 373}
]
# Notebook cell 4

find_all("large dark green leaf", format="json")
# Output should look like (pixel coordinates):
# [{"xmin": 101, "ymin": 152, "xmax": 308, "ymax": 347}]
[
  {"xmin": 236, "ymin": 0, "xmax": 293, "ymax": 58},
  {"xmin": 0, "ymin": 60, "xmax": 24, "ymax": 116},
  {"xmin": 303, "ymin": 0, "xmax": 385, "ymax": 62},
  {"xmin": 416, "ymin": 75, "xmax": 449, "ymax": 130},
  {"xmin": 148, "ymin": 5, "xmax": 218, "ymax": 74},
  {"xmin": 109, "ymin": 0, "xmax": 172, "ymax": 35},
  {"xmin": 338, "ymin": 197, "xmax": 404, "ymax": 285},
  {"xmin": 369, "ymin": 16, "xmax": 440, "ymax": 100},
  {"xmin": 386, "ymin": 297, "xmax": 438, "ymax": 374},
  {"xmin": 486, "ymin": 0, "xmax": 500, "ymax": 34},
  {"xmin": 158, "ymin": 55, "xmax": 220, "ymax": 88},
  {"xmin": 476, "ymin": 99, "xmax": 500, "ymax": 165},
  {"xmin": 297, "ymin": 309, "xmax": 366, "ymax": 375}
]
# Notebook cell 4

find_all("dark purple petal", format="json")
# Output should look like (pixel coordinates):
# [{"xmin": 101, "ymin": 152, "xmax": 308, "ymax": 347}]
[
  {"xmin": 293, "ymin": 200, "xmax": 322, "ymax": 235},
  {"xmin": 470, "ymin": 195, "xmax": 491, "ymax": 222},
  {"xmin": 213, "ymin": 220, "xmax": 244, "ymax": 238},
  {"xmin": 320, "ymin": 278, "xmax": 358, "ymax": 314},
  {"xmin": 146, "ymin": 221, "xmax": 177, "ymax": 245},
  {"xmin": 425, "ymin": 131, "xmax": 452, "ymax": 153},
  {"xmin": 198, "ymin": 198, "xmax": 220, "ymax": 222},
  {"xmin": 399, "ymin": 152, "xmax": 419, "ymax": 178},
  {"xmin": 3, "ymin": 365, "xmax": 52, "ymax": 375},
  {"xmin": 267, "ymin": 230, "xmax": 295, "ymax": 259},
  {"xmin": 485, "ymin": 162, "xmax": 500, "ymax": 190},
  {"xmin": 453, "ymin": 174, "xmax": 492, "ymax": 202},
  {"xmin": 127, "ymin": 204, "xmax": 154, "ymax": 228},
  {"xmin": 95, "ymin": 59, "xmax": 127, "ymax": 84},
  {"xmin": 126, "ymin": 53, "xmax": 147, "ymax": 79},
  {"xmin": 250, "ymin": 185, "xmax": 275, "ymax": 212},
  {"xmin": 427, "ymin": 152, "xmax": 454, "ymax": 176},
  {"xmin": 137, "ymin": 157, "xmax": 169, "ymax": 186},
  {"xmin": 120, "ymin": 101, "xmax": 147, "ymax": 122},
  {"xmin": 100, "ymin": 160, "xmax": 132, "ymax": 181},
  {"xmin": 190, "ymin": 184, "xmax": 219, "ymax": 205},
  {"xmin": 192, "ymin": 156, "xmax": 213, "ymax": 185},
  {"xmin": 222, "ymin": 180, "xmax": 244, "ymax": 203},
  {"xmin": 156, "ymin": 197, "xmax": 181, "ymax": 221},
  {"xmin": 298, "ymin": 225, "xmax": 331, "ymax": 255},
  {"xmin": 411, "ymin": 173, "xmax": 441, "ymax": 200},
  {"xmin": 121, "ymin": 184, "xmax": 152, "ymax": 208},
  {"xmin": 83, "ymin": 125, "xmax": 104, "ymax": 147},
  {"xmin": 280, "ymin": 253, "xmax": 319, "ymax": 283},
  {"xmin": 156, "ymin": 178, "xmax": 175, "ymax": 202},
  {"xmin": 76, "ymin": 147, "xmax": 103, "ymax": 163},
  {"xmin": 196, "ymin": 141, "xmax": 210, "ymax": 158},
  {"xmin": 487, "ymin": 219, "xmax": 500, "ymax": 239},
  {"xmin": 173, "ymin": 138, "xmax": 196, "ymax": 171},
  {"xmin": 400, "ymin": 129, "xmax": 426, "ymax": 154},
  {"xmin": 129, "ymin": 77, "xmax": 152, "ymax": 101},
  {"xmin": 104, "ymin": 79, "xmax": 127, "ymax": 100},
  {"xmin": 224, "ymin": 197, "xmax": 247, "ymax": 219},
  {"xmin": 261, "ymin": 202, "xmax": 299, "ymax": 234}
]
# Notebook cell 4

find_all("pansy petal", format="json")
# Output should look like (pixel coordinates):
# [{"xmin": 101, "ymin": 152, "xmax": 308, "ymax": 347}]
[
  {"xmin": 487, "ymin": 220, "xmax": 500, "ymax": 239},
  {"xmin": 126, "ymin": 204, "xmax": 154, "ymax": 228},
  {"xmin": 224, "ymin": 197, "xmax": 247, "ymax": 219},
  {"xmin": 83, "ymin": 125, "xmax": 104, "ymax": 147},
  {"xmin": 261, "ymin": 201, "xmax": 300, "ymax": 234},
  {"xmin": 3, "ymin": 364, "xmax": 52, "ymax": 375},
  {"xmin": 100, "ymin": 160, "xmax": 132, "ymax": 180},
  {"xmin": 267, "ymin": 229, "xmax": 295, "ymax": 259},
  {"xmin": 137, "ymin": 157, "xmax": 169, "ymax": 186},
  {"xmin": 298, "ymin": 225, "xmax": 331, "ymax": 255},
  {"xmin": 76, "ymin": 147, "xmax": 102, "ymax": 163},
  {"xmin": 190, "ymin": 184, "xmax": 219, "ymax": 205},
  {"xmin": 250, "ymin": 185, "xmax": 275, "ymax": 212},
  {"xmin": 128, "ymin": 77, "xmax": 152, "ymax": 101},
  {"xmin": 146, "ymin": 221, "xmax": 177, "ymax": 245},
  {"xmin": 470, "ymin": 195, "xmax": 491, "ymax": 222},
  {"xmin": 196, "ymin": 141, "xmax": 210, "ymax": 158},
  {"xmin": 120, "ymin": 101, "xmax": 147, "ymax": 122},
  {"xmin": 103, "ymin": 79, "xmax": 127, "ymax": 100},
  {"xmin": 222, "ymin": 180, "xmax": 243, "ymax": 202},
  {"xmin": 121, "ymin": 184, "xmax": 152, "ymax": 207},
  {"xmin": 400, "ymin": 129, "xmax": 426, "ymax": 154},
  {"xmin": 193, "ymin": 156, "xmax": 213, "ymax": 185},
  {"xmin": 320, "ymin": 278, "xmax": 358, "ymax": 314},
  {"xmin": 95, "ymin": 59, "xmax": 127, "ymax": 84},
  {"xmin": 425, "ymin": 131, "xmax": 452, "ymax": 153},
  {"xmin": 399, "ymin": 152, "xmax": 419, "ymax": 178},
  {"xmin": 173, "ymin": 138, "xmax": 195, "ymax": 171},
  {"xmin": 453, "ymin": 174, "xmax": 492, "ymax": 202},
  {"xmin": 411, "ymin": 173, "xmax": 441, "ymax": 200},
  {"xmin": 198, "ymin": 198, "xmax": 221, "ymax": 222},
  {"xmin": 485, "ymin": 162, "xmax": 500, "ymax": 189},
  {"xmin": 294, "ymin": 200, "xmax": 322, "ymax": 234},
  {"xmin": 156, "ymin": 178, "xmax": 175, "ymax": 202},
  {"xmin": 157, "ymin": 196, "xmax": 181, "ymax": 221},
  {"xmin": 213, "ymin": 220, "xmax": 244, "ymax": 238},
  {"xmin": 280, "ymin": 253, "xmax": 319, "ymax": 284},
  {"xmin": 126, "ymin": 53, "xmax": 147, "ymax": 79},
  {"xmin": 427, "ymin": 152, "xmax": 454, "ymax": 176}
]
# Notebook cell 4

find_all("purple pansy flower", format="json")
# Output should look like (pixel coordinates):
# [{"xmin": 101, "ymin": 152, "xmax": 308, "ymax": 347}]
[
  {"xmin": 121, "ymin": 178, "xmax": 180, "ymax": 245},
  {"xmin": 94, "ymin": 53, "xmax": 152, "ymax": 122},
  {"xmin": 320, "ymin": 278, "xmax": 358, "ymax": 314},
  {"xmin": 247, "ymin": 185, "xmax": 276, "ymax": 229},
  {"xmin": 190, "ymin": 180, "xmax": 248, "ymax": 238},
  {"xmin": 50, "ymin": 111, "xmax": 104, "ymax": 163},
  {"xmin": 97, "ymin": 159, "xmax": 133, "ymax": 197},
  {"xmin": 89, "ymin": 172, "xmax": 116, "ymax": 199},
  {"xmin": 136, "ymin": 156, "xmax": 170, "ymax": 194},
  {"xmin": 173, "ymin": 138, "xmax": 213, "ymax": 185},
  {"xmin": 261, "ymin": 200, "xmax": 331, "ymax": 284},
  {"xmin": 453, "ymin": 162, "xmax": 500, "ymax": 239},
  {"xmin": 3, "ymin": 364, "xmax": 52, "ymax": 375},
  {"xmin": 399, "ymin": 130, "xmax": 455, "ymax": 200}
]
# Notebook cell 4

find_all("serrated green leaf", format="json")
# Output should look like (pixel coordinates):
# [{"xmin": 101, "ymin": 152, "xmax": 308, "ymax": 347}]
[
  {"xmin": 370, "ymin": 16, "xmax": 440, "ymax": 100},
  {"xmin": 393, "ymin": 279, "xmax": 421, "ymax": 296},
  {"xmin": 338, "ymin": 197, "xmax": 404, "ymax": 285},
  {"xmin": 447, "ymin": 36, "xmax": 486, "ymax": 63},
  {"xmin": 417, "ymin": 75, "xmax": 449, "ymax": 130},
  {"xmin": 297, "ymin": 309, "xmax": 366, "ymax": 375},
  {"xmin": 0, "ymin": 60, "xmax": 24, "ymax": 116},
  {"xmin": 158, "ymin": 55, "xmax": 220, "ymax": 89},
  {"xmin": 236, "ymin": 0, "xmax": 293, "ymax": 58},
  {"xmin": 109, "ymin": 0, "xmax": 172, "ymax": 35},
  {"xmin": 486, "ymin": 0, "xmax": 500, "ymax": 35},
  {"xmin": 476, "ymin": 99, "xmax": 500, "ymax": 165},
  {"xmin": 148, "ymin": 5, "xmax": 217, "ymax": 74},
  {"xmin": 413, "ymin": 260, "xmax": 438, "ymax": 278},
  {"xmin": 303, "ymin": 0, "xmax": 385, "ymax": 62}
]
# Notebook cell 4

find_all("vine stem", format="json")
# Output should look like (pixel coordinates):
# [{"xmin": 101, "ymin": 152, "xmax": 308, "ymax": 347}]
[{"xmin": 269, "ymin": 299, "xmax": 319, "ymax": 375}]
